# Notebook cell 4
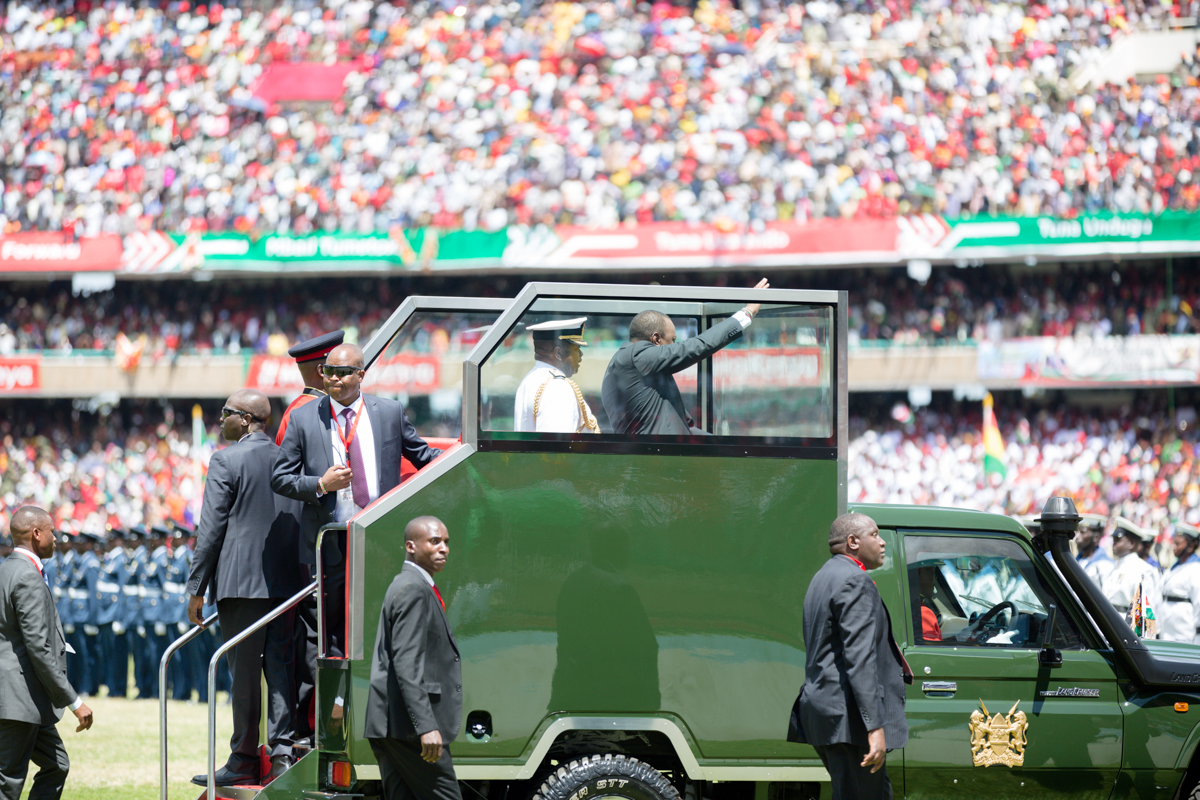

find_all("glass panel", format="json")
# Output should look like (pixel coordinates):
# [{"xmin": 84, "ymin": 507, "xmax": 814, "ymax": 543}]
[
  {"xmin": 480, "ymin": 309, "xmax": 699, "ymax": 433},
  {"xmin": 368, "ymin": 309, "xmax": 501, "ymax": 438},
  {"xmin": 904, "ymin": 536, "xmax": 1085, "ymax": 650},
  {"xmin": 708, "ymin": 304, "xmax": 833, "ymax": 438},
  {"xmin": 478, "ymin": 296, "xmax": 835, "ymax": 443}
]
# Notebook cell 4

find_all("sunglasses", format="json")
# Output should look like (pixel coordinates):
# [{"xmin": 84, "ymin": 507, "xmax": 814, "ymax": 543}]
[
  {"xmin": 320, "ymin": 365, "xmax": 364, "ymax": 378},
  {"xmin": 221, "ymin": 406, "xmax": 263, "ymax": 422}
]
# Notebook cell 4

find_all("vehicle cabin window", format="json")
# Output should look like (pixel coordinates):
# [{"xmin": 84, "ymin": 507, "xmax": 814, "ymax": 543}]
[
  {"xmin": 478, "ymin": 300, "xmax": 834, "ymax": 443},
  {"xmin": 905, "ymin": 535, "xmax": 1085, "ymax": 650},
  {"xmin": 370, "ymin": 310, "xmax": 501, "ymax": 439}
]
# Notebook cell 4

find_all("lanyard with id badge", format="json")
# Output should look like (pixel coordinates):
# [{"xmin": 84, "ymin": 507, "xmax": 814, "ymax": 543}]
[{"xmin": 333, "ymin": 399, "xmax": 365, "ymax": 521}]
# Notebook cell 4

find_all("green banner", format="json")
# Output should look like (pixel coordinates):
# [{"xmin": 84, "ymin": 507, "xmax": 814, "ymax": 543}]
[
  {"xmin": 175, "ymin": 229, "xmax": 508, "ymax": 272},
  {"xmin": 943, "ymin": 212, "xmax": 1200, "ymax": 255}
]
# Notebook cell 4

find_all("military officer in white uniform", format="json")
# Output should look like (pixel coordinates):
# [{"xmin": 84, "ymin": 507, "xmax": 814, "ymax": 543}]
[
  {"xmin": 1160, "ymin": 522, "xmax": 1200, "ymax": 644},
  {"xmin": 514, "ymin": 318, "xmax": 599, "ymax": 434},
  {"xmin": 1102, "ymin": 517, "xmax": 1162, "ymax": 630}
]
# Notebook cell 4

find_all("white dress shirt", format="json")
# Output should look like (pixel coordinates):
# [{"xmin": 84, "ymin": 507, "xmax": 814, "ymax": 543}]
[
  {"xmin": 404, "ymin": 560, "xmax": 435, "ymax": 586},
  {"xmin": 330, "ymin": 395, "xmax": 379, "ymax": 521}
]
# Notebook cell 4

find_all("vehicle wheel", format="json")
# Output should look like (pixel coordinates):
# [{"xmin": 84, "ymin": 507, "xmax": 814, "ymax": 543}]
[
  {"xmin": 1187, "ymin": 779, "xmax": 1200, "ymax": 800},
  {"xmin": 532, "ymin": 754, "xmax": 680, "ymax": 800}
]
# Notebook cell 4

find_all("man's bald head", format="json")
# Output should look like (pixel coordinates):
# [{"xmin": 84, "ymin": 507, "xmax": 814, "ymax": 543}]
[
  {"xmin": 829, "ymin": 512, "xmax": 876, "ymax": 550},
  {"xmin": 405, "ymin": 515, "xmax": 450, "ymax": 574},
  {"xmin": 10, "ymin": 506, "xmax": 51, "ymax": 545},
  {"xmin": 327, "ymin": 344, "xmax": 365, "ymax": 369},
  {"xmin": 228, "ymin": 389, "xmax": 270, "ymax": 422}
]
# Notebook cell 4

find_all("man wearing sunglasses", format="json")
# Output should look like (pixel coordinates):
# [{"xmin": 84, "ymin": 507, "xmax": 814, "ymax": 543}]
[
  {"xmin": 187, "ymin": 390, "xmax": 306, "ymax": 786},
  {"xmin": 271, "ymin": 344, "xmax": 443, "ymax": 629}
]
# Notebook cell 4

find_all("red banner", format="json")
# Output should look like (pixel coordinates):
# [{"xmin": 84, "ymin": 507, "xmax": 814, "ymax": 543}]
[
  {"xmin": 246, "ymin": 354, "xmax": 441, "ymax": 395},
  {"xmin": 675, "ymin": 347, "xmax": 823, "ymax": 390},
  {"xmin": 0, "ymin": 233, "xmax": 122, "ymax": 272},
  {"xmin": 0, "ymin": 357, "xmax": 41, "ymax": 392},
  {"xmin": 524, "ymin": 220, "xmax": 899, "ymax": 268}
]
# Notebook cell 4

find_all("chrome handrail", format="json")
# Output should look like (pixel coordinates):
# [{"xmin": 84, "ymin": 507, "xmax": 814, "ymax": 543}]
[
  {"xmin": 159, "ymin": 611, "xmax": 219, "ymax": 800},
  {"xmin": 205, "ymin": 582, "xmax": 318, "ymax": 800},
  {"xmin": 314, "ymin": 522, "xmax": 347, "ymax": 660}
]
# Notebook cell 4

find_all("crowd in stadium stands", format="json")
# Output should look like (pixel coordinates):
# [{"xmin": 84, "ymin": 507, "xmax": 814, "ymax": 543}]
[
  {"xmin": 0, "ymin": 401, "xmax": 215, "ymax": 535},
  {"xmin": 850, "ymin": 397, "xmax": 1200, "ymax": 550},
  {"xmin": 2, "ymin": 0, "xmax": 1200, "ymax": 237},
  {"xmin": 1, "ymin": 262, "xmax": 1198, "ymax": 355}
]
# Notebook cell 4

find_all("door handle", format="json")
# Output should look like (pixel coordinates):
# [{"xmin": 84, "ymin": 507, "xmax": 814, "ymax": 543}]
[{"xmin": 922, "ymin": 681, "xmax": 957, "ymax": 696}]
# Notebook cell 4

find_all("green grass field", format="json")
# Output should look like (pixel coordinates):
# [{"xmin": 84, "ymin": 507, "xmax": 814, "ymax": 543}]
[{"xmin": 19, "ymin": 693, "xmax": 233, "ymax": 800}]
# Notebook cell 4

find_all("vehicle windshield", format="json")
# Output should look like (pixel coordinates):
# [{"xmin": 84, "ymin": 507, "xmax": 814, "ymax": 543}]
[{"xmin": 368, "ymin": 308, "xmax": 502, "ymax": 438}]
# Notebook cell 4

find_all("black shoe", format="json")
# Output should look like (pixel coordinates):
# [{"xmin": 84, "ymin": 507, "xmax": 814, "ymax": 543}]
[
  {"xmin": 191, "ymin": 766, "xmax": 259, "ymax": 787},
  {"xmin": 293, "ymin": 737, "xmax": 313, "ymax": 752},
  {"xmin": 269, "ymin": 755, "xmax": 295, "ymax": 780}
]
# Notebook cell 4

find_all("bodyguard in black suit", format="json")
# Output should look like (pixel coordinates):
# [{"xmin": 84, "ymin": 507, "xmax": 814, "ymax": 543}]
[
  {"xmin": 601, "ymin": 278, "xmax": 769, "ymax": 435},
  {"xmin": 186, "ymin": 390, "xmax": 306, "ymax": 786},
  {"xmin": 791, "ymin": 513, "xmax": 910, "ymax": 800},
  {"xmin": 0, "ymin": 506, "xmax": 93, "ymax": 800},
  {"xmin": 271, "ymin": 343, "xmax": 443, "ymax": 550},
  {"xmin": 364, "ymin": 516, "xmax": 462, "ymax": 800}
]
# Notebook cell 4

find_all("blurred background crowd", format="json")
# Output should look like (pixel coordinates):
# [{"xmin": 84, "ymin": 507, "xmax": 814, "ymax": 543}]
[
  {"xmin": 2, "ymin": 259, "xmax": 1199, "ymax": 355},
  {"xmin": 3, "ymin": 0, "xmax": 1200, "ymax": 238}
]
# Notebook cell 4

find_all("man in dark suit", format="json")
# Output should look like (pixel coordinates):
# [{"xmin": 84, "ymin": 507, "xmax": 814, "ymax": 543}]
[
  {"xmin": 601, "ymin": 278, "xmax": 769, "ymax": 435},
  {"xmin": 364, "ymin": 516, "xmax": 462, "ymax": 800},
  {"xmin": 792, "ymin": 513, "xmax": 910, "ymax": 800},
  {"xmin": 273, "ymin": 343, "xmax": 443, "ymax": 544},
  {"xmin": 0, "ymin": 506, "xmax": 94, "ymax": 800},
  {"xmin": 187, "ymin": 389, "xmax": 306, "ymax": 786}
]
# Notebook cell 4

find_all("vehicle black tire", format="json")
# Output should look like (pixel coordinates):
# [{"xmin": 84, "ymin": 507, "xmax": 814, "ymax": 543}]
[
  {"xmin": 532, "ymin": 754, "xmax": 680, "ymax": 800},
  {"xmin": 1186, "ymin": 779, "xmax": 1200, "ymax": 800}
]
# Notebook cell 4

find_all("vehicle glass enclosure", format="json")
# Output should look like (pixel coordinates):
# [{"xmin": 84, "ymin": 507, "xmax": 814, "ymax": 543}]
[
  {"xmin": 364, "ymin": 298, "xmax": 510, "ymax": 439},
  {"xmin": 904, "ymin": 535, "xmax": 1086, "ymax": 650},
  {"xmin": 469, "ymin": 285, "xmax": 841, "ymax": 452}
]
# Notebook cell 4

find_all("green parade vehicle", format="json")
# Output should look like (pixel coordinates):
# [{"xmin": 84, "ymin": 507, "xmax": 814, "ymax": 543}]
[{"xmin": 162, "ymin": 283, "xmax": 1200, "ymax": 800}]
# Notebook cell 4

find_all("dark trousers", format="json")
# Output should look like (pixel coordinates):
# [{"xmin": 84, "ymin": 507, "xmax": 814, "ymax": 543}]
[
  {"xmin": 134, "ymin": 627, "xmax": 153, "ymax": 698},
  {"xmin": 368, "ymin": 738, "xmax": 462, "ymax": 800},
  {"xmin": 293, "ymin": 594, "xmax": 319, "ymax": 741},
  {"xmin": 0, "ymin": 719, "xmax": 69, "ymax": 800},
  {"xmin": 813, "ymin": 744, "xmax": 893, "ymax": 800},
  {"xmin": 105, "ymin": 627, "xmax": 129, "ymax": 698},
  {"xmin": 82, "ymin": 630, "xmax": 101, "ymax": 695},
  {"xmin": 218, "ymin": 597, "xmax": 297, "ymax": 771}
]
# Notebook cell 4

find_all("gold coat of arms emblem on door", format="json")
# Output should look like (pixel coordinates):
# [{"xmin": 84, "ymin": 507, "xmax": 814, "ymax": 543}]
[{"xmin": 968, "ymin": 700, "xmax": 1029, "ymax": 767}]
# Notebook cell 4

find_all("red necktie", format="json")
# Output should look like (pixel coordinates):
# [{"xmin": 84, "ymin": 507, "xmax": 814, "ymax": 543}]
[{"xmin": 431, "ymin": 584, "xmax": 445, "ymax": 611}]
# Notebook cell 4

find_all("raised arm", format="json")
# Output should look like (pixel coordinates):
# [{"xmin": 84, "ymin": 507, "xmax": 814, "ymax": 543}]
[{"xmin": 631, "ymin": 315, "xmax": 747, "ymax": 376}]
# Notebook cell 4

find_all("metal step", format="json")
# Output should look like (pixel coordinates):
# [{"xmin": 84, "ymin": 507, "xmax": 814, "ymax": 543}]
[{"xmin": 195, "ymin": 784, "xmax": 266, "ymax": 800}]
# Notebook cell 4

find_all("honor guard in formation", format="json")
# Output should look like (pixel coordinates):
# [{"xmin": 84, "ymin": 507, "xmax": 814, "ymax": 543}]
[
  {"xmin": 1076, "ymin": 513, "xmax": 1114, "ymax": 586},
  {"xmin": 0, "ymin": 533, "xmax": 11, "ymax": 561},
  {"xmin": 165, "ymin": 526, "xmax": 196, "ymax": 701},
  {"xmin": 1160, "ymin": 522, "xmax": 1200, "ymax": 643},
  {"xmin": 1102, "ymin": 517, "xmax": 1162, "ymax": 618},
  {"xmin": 98, "ymin": 528, "xmax": 131, "ymax": 699},
  {"xmin": 514, "ymin": 318, "xmax": 599, "ymax": 434}
]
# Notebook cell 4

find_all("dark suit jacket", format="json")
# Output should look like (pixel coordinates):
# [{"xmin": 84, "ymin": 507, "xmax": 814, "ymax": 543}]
[
  {"xmin": 186, "ymin": 431, "xmax": 306, "ymax": 601},
  {"xmin": 271, "ymin": 394, "xmax": 442, "ymax": 561},
  {"xmin": 0, "ymin": 554, "xmax": 77, "ymax": 724},
  {"xmin": 794, "ymin": 555, "xmax": 909, "ymax": 749},
  {"xmin": 363, "ymin": 564, "xmax": 462, "ymax": 742},
  {"xmin": 601, "ymin": 316, "xmax": 745, "ymax": 435}
]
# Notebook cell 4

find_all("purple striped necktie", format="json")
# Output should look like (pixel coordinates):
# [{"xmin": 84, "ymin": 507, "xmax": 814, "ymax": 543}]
[{"xmin": 341, "ymin": 407, "xmax": 371, "ymax": 508}]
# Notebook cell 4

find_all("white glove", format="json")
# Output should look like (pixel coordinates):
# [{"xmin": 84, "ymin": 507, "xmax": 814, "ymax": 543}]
[
  {"xmin": 137, "ymin": 625, "xmax": 147, "ymax": 637},
  {"xmin": 177, "ymin": 621, "xmax": 190, "ymax": 634},
  {"xmin": 154, "ymin": 622, "xmax": 167, "ymax": 637},
  {"xmin": 63, "ymin": 624, "xmax": 75, "ymax": 634},
  {"xmin": 83, "ymin": 625, "xmax": 99, "ymax": 636},
  {"xmin": 113, "ymin": 622, "xmax": 126, "ymax": 635}
]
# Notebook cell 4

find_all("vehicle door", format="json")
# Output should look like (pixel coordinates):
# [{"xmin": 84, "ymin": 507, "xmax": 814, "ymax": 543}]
[{"xmin": 899, "ymin": 533, "xmax": 1123, "ymax": 800}]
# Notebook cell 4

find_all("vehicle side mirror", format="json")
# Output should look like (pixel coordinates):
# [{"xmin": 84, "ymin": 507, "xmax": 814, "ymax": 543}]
[
  {"xmin": 1039, "ymin": 603, "xmax": 1063, "ymax": 668},
  {"xmin": 954, "ymin": 556, "xmax": 982, "ymax": 572}
]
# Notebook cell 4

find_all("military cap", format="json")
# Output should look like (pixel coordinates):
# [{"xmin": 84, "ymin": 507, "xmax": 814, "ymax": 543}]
[
  {"xmin": 1176, "ymin": 521, "xmax": 1200, "ymax": 541},
  {"xmin": 150, "ymin": 525, "xmax": 172, "ymax": 540},
  {"xmin": 81, "ymin": 531, "xmax": 105, "ymax": 545},
  {"xmin": 527, "ymin": 317, "xmax": 589, "ymax": 347},
  {"xmin": 129, "ymin": 525, "xmax": 149, "ymax": 539},
  {"xmin": 1078, "ymin": 513, "xmax": 1107, "ymax": 532},
  {"xmin": 173, "ymin": 521, "xmax": 194, "ymax": 537},
  {"xmin": 288, "ymin": 330, "xmax": 345, "ymax": 362},
  {"xmin": 0, "ymin": 532, "xmax": 12, "ymax": 547},
  {"xmin": 1112, "ymin": 516, "xmax": 1154, "ymax": 543}
]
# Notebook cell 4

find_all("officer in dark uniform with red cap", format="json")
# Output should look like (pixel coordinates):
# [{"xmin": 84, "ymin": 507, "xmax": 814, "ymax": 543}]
[
  {"xmin": 276, "ymin": 331, "xmax": 345, "ymax": 447},
  {"xmin": 276, "ymin": 329, "xmax": 342, "ymax": 752}
]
